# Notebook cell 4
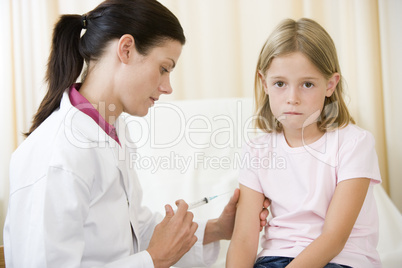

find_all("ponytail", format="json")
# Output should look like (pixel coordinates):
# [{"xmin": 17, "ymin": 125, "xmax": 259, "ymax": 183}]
[{"xmin": 25, "ymin": 15, "xmax": 84, "ymax": 136}]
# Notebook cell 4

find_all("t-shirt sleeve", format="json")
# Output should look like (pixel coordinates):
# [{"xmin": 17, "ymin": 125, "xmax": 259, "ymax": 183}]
[
  {"xmin": 337, "ymin": 129, "xmax": 382, "ymax": 184},
  {"xmin": 238, "ymin": 141, "xmax": 264, "ymax": 193}
]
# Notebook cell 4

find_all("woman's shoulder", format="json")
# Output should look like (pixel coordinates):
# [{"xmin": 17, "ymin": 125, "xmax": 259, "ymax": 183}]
[{"xmin": 11, "ymin": 108, "xmax": 116, "ymax": 186}]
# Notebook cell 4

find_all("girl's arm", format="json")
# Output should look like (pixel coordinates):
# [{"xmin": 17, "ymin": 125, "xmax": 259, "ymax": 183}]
[
  {"xmin": 286, "ymin": 177, "xmax": 371, "ymax": 268},
  {"xmin": 226, "ymin": 184, "xmax": 266, "ymax": 267}
]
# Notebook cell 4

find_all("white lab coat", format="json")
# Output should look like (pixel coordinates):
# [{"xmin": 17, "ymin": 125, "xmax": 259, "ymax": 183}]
[{"xmin": 3, "ymin": 91, "xmax": 219, "ymax": 267}]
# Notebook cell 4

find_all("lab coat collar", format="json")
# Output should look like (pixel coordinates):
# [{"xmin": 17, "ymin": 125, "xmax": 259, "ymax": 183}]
[{"xmin": 61, "ymin": 90, "xmax": 121, "ymax": 149}]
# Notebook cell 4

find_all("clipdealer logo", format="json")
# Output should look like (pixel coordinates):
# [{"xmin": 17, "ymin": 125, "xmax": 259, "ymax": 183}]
[{"xmin": 64, "ymin": 100, "xmax": 339, "ymax": 169}]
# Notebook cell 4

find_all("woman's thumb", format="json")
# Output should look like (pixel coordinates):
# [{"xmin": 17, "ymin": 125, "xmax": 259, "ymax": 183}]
[{"xmin": 165, "ymin": 204, "xmax": 174, "ymax": 218}]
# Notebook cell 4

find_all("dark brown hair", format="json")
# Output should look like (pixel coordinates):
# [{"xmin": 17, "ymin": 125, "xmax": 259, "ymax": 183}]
[{"xmin": 25, "ymin": 0, "xmax": 185, "ymax": 136}]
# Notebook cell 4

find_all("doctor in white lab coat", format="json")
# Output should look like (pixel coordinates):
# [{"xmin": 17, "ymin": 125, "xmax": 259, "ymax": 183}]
[
  {"xmin": 3, "ymin": 0, "xmax": 270, "ymax": 267},
  {"xmin": 5, "ymin": 84, "xmax": 228, "ymax": 267}
]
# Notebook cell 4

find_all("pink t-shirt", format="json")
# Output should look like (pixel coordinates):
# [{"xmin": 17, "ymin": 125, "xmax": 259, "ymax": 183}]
[
  {"xmin": 239, "ymin": 124, "xmax": 381, "ymax": 268},
  {"xmin": 68, "ymin": 83, "xmax": 121, "ymax": 146}
]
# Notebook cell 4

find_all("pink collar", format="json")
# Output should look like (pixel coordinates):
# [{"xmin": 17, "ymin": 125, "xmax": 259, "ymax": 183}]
[{"xmin": 68, "ymin": 84, "xmax": 121, "ymax": 146}]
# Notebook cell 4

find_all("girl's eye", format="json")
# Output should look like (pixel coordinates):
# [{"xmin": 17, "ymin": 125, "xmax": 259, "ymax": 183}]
[
  {"xmin": 304, "ymin": 82, "xmax": 314, "ymax": 88},
  {"xmin": 274, "ymin": 81, "xmax": 285, "ymax": 88}
]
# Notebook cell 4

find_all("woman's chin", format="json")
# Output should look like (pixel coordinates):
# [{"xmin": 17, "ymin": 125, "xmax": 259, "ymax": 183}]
[{"xmin": 124, "ymin": 107, "xmax": 150, "ymax": 117}]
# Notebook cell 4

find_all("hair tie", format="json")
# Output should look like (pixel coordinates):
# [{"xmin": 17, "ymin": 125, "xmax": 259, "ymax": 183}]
[{"xmin": 81, "ymin": 14, "xmax": 87, "ymax": 29}]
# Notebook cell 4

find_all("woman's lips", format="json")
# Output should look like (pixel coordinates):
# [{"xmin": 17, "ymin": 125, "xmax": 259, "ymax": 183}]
[{"xmin": 150, "ymin": 97, "xmax": 158, "ymax": 105}]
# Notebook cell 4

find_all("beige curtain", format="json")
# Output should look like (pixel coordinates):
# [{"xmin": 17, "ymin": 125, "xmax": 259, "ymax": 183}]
[{"xmin": 1, "ymin": 0, "xmax": 401, "ymax": 243}]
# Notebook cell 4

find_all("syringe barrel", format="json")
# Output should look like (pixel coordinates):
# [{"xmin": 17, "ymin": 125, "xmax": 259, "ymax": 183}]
[{"xmin": 188, "ymin": 197, "xmax": 208, "ymax": 210}]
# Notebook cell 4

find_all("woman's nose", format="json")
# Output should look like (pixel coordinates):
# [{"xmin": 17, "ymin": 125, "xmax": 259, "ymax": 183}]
[{"xmin": 159, "ymin": 78, "xmax": 173, "ymax": 95}]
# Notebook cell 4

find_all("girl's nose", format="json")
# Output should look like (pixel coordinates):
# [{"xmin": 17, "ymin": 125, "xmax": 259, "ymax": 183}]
[{"xmin": 287, "ymin": 87, "xmax": 300, "ymax": 105}]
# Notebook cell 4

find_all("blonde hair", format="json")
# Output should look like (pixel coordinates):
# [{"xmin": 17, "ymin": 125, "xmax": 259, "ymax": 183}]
[{"xmin": 254, "ymin": 18, "xmax": 354, "ymax": 133}]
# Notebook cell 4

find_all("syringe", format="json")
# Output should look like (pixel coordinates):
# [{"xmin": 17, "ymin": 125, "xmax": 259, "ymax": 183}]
[
  {"xmin": 183, "ymin": 191, "xmax": 232, "ymax": 211},
  {"xmin": 188, "ymin": 196, "xmax": 218, "ymax": 210}
]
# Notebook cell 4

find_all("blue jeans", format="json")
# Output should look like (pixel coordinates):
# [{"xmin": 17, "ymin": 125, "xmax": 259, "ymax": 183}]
[{"xmin": 254, "ymin": 256, "xmax": 352, "ymax": 268}]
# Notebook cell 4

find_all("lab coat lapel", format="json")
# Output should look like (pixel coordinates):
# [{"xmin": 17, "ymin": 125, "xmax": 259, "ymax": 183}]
[
  {"xmin": 61, "ymin": 92, "xmax": 141, "ymax": 252},
  {"xmin": 114, "ymin": 116, "xmax": 141, "ymax": 252}
]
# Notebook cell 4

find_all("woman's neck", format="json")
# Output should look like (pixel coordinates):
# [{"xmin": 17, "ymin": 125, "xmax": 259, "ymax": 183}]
[
  {"xmin": 78, "ymin": 78, "xmax": 122, "ymax": 125},
  {"xmin": 78, "ymin": 45, "xmax": 123, "ymax": 125}
]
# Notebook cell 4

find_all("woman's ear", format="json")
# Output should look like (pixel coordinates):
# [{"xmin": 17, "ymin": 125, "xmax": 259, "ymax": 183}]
[
  {"xmin": 258, "ymin": 70, "xmax": 269, "ymax": 94},
  {"xmin": 326, "ymin": 73, "xmax": 340, "ymax": 97},
  {"xmin": 117, "ymin": 34, "xmax": 135, "ymax": 64}
]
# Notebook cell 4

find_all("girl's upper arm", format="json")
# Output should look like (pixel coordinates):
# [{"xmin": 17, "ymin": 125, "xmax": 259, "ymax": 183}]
[
  {"xmin": 286, "ymin": 178, "xmax": 372, "ymax": 268},
  {"xmin": 322, "ymin": 177, "xmax": 371, "ymax": 245},
  {"xmin": 236, "ymin": 184, "xmax": 266, "ymax": 232},
  {"xmin": 226, "ymin": 184, "xmax": 265, "ymax": 267}
]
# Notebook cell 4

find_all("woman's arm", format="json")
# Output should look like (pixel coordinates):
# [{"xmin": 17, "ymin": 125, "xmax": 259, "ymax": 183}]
[
  {"xmin": 286, "ymin": 177, "xmax": 371, "ymax": 268},
  {"xmin": 226, "ymin": 184, "xmax": 266, "ymax": 267}
]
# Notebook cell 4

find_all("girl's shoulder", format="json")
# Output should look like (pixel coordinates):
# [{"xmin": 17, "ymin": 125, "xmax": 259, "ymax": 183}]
[
  {"xmin": 242, "ymin": 131, "xmax": 281, "ymax": 153},
  {"xmin": 329, "ymin": 124, "xmax": 376, "ymax": 151},
  {"xmin": 335, "ymin": 124, "xmax": 374, "ymax": 141},
  {"xmin": 246, "ymin": 131, "xmax": 279, "ymax": 144}
]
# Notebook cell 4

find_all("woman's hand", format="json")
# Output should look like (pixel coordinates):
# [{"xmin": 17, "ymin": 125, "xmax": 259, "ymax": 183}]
[
  {"xmin": 147, "ymin": 200, "xmax": 198, "ymax": 268},
  {"xmin": 259, "ymin": 197, "xmax": 271, "ymax": 231}
]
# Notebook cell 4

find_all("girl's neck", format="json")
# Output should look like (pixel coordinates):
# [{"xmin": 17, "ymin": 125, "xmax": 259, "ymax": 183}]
[{"xmin": 283, "ymin": 124, "xmax": 325, "ymax": 148}]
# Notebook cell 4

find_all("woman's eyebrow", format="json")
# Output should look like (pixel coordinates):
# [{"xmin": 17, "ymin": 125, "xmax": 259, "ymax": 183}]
[{"xmin": 168, "ymin": 58, "xmax": 176, "ymax": 69}]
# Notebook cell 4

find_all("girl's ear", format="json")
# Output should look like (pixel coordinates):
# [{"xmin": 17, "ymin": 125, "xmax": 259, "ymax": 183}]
[
  {"xmin": 117, "ymin": 34, "xmax": 135, "ymax": 64},
  {"xmin": 258, "ymin": 71, "xmax": 269, "ymax": 94},
  {"xmin": 326, "ymin": 73, "xmax": 340, "ymax": 97}
]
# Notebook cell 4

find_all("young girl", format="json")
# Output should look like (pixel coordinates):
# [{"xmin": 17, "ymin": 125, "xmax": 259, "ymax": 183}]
[{"xmin": 226, "ymin": 18, "xmax": 381, "ymax": 268}]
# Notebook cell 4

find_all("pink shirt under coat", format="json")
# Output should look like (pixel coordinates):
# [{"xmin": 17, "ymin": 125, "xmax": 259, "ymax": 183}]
[{"xmin": 68, "ymin": 83, "xmax": 121, "ymax": 146}]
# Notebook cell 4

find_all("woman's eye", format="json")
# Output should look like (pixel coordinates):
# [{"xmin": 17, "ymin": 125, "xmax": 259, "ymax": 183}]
[
  {"xmin": 161, "ymin": 67, "xmax": 169, "ymax": 74},
  {"xmin": 274, "ymin": 81, "xmax": 285, "ymax": 88},
  {"xmin": 304, "ymin": 82, "xmax": 314, "ymax": 88}
]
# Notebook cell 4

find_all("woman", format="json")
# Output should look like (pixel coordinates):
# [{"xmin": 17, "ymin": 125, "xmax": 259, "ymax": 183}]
[{"xmin": 3, "ymin": 0, "xmax": 269, "ymax": 267}]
